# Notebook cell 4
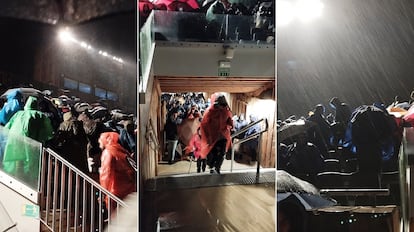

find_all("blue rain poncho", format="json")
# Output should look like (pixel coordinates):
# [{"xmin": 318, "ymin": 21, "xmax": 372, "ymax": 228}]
[{"xmin": 0, "ymin": 89, "xmax": 23, "ymax": 125}]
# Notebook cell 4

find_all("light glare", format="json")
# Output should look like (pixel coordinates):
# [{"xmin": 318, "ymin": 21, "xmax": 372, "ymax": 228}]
[
  {"xmin": 58, "ymin": 29, "xmax": 125, "ymax": 64},
  {"xmin": 297, "ymin": 0, "xmax": 324, "ymax": 23},
  {"xmin": 277, "ymin": 0, "xmax": 324, "ymax": 26},
  {"xmin": 277, "ymin": 1, "xmax": 295, "ymax": 26},
  {"xmin": 58, "ymin": 29, "xmax": 74, "ymax": 43}
]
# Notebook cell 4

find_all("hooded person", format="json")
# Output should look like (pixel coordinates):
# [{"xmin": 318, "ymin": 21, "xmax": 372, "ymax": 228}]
[
  {"xmin": 0, "ymin": 89, "xmax": 24, "ymax": 163},
  {"xmin": 2, "ymin": 96, "xmax": 54, "ymax": 186},
  {"xmin": 117, "ymin": 119, "xmax": 137, "ymax": 157},
  {"xmin": 185, "ymin": 127, "xmax": 206, "ymax": 173},
  {"xmin": 78, "ymin": 110, "xmax": 112, "ymax": 178},
  {"xmin": 329, "ymin": 97, "xmax": 352, "ymax": 146},
  {"xmin": 307, "ymin": 104, "xmax": 332, "ymax": 156},
  {"xmin": 98, "ymin": 132, "xmax": 136, "ymax": 212},
  {"xmin": 164, "ymin": 107, "xmax": 183, "ymax": 164},
  {"xmin": 199, "ymin": 92, "xmax": 233, "ymax": 174},
  {"xmin": 242, "ymin": 114, "xmax": 261, "ymax": 162},
  {"xmin": 48, "ymin": 111, "xmax": 89, "ymax": 173},
  {"xmin": 0, "ymin": 89, "xmax": 24, "ymax": 125}
]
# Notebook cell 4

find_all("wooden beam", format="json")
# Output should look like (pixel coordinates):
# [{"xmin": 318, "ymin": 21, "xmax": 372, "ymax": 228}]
[{"xmin": 156, "ymin": 76, "xmax": 275, "ymax": 94}]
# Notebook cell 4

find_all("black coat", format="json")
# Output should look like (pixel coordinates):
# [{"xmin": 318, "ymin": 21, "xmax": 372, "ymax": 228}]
[{"xmin": 165, "ymin": 115, "xmax": 182, "ymax": 140}]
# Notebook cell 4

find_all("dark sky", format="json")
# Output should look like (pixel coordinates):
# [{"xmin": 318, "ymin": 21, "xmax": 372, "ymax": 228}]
[
  {"xmin": 277, "ymin": 0, "xmax": 414, "ymax": 119},
  {"xmin": 0, "ymin": 11, "xmax": 135, "ymax": 82},
  {"xmin": 0, "ymin": 18, "xmax": 50, "ymax": 79}
]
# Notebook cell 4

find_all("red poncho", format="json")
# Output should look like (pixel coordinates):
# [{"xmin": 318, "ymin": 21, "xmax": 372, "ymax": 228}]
[
  {"xmin": 99, "ymin": 132, "xmax": 136, "ymax": 209},
  {"xmin": 185, "ymin": 132, "xmax": 202, "ymax": 159},
  {"xmin": 199, "ymin": 93, "xmax": 233, "ymax": 159}
]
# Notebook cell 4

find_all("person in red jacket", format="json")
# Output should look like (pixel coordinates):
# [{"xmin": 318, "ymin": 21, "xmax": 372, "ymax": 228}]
[
  {"xmin": 200, "ymin": 93, "xmax": 233, "ymax": 174},
  {"xmin": 98, "ymin": 132, "xmax": 136, "ymax": 212},
  {"xmin": 186, "ymin": 127, "xmax": 206, "ymax": 173}
]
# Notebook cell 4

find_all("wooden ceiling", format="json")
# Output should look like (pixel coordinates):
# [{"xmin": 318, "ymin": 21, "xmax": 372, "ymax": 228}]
[{"xmin": 157, "ymin": 76, "xmax": 275, "ymax": 95}]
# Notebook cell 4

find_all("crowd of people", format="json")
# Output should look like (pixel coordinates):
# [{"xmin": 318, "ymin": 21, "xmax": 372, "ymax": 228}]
[
  {"xmin": 162, "ymin": 92, "xmax": 262, "ymax": 174},
  {"xmin": 277, "ymin": 96, "xmax": 408, "ymax": 188},
  {"xmin": 139, "ymin": 0, "xmax": 274, "ymax": 43},
  {"xmin": 0, "ymin": 86, "xmax": 137, "ymax": 212}
]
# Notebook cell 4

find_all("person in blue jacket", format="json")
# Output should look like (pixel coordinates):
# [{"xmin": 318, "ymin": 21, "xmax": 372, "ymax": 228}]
[
  {"xmin": 0, "ymin": 89, "xmax": 24, "ymax": 126},
  {"xmin": 0, "ymin": 89, "xmax": 24, "ymax": 164}
]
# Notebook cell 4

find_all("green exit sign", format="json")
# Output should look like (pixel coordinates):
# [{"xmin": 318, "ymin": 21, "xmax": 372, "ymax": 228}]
[
  {"xmin": 218, "ymin": 67, "xmax": 230, "ymax": 77},
  {"xmin": 218, "ymin": 60, "xmax": 230, "ymax": 77}
]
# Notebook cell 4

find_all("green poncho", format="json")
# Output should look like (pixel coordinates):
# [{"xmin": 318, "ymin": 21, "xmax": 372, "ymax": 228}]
[{"xmin": 2, "ymin": 96, "xmax": 54, "ymax": 187}]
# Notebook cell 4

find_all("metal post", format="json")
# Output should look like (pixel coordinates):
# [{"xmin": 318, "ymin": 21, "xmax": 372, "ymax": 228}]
[
  {"xmin": 256, "ymin": 134, "xmax": 263, "ymax": 175},
  {"xmin": 66, "ymin": 170, "xmax": 73, "ymax": 232},
  {"xmin": 231, "ymin": 140, "xmax": 235, "ymax": 173},
  {"xmin": 188, "ymin": 159, "xmax": 193, "ymax": 174},
  {"xmin": 90, "ymin": 186, "xmax": 96, "ymax": 232},
  {"xmin": 225, "ymin": 14, "xmax": 229, "ymax": 41},
  {"xmin": 400, "ymin": 129, "xmax": 410, "ymax": 232},
  {"xmin": 59, "ymin": 164, "xmax": 66, "ymax": 232},
  {"xmin": 82, "ymin": 180, "xmax": 87, "ymax": 232},
  {"xmin": 52, "ymin": 159, "xmax": 59, "ymax": 231}
]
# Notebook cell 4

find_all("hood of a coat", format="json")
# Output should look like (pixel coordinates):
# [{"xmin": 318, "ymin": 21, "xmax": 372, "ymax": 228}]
[
  {"xmin": 210, "ymin": 92, "xmax": 228, "ymax": 108},
  {"xmin": 24, "ymin": 96, "xmax": 38, "ymax": 111},
  {"xmin": 6, "ymin": 89, "xmax": 23, "ymax": 101},
  {"xmin": 100, "ymin": 131, "xmax": 119, "ymax": 147}
]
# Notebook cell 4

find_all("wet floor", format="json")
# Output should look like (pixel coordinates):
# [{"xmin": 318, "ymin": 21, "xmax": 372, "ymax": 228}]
[
  {"xmin": 141, "ymin": 164, "xmax": 275, "ymax": 232},
  {"xmin": 157, "ymin": 158, "xmax": 261, "ymax": 176}
]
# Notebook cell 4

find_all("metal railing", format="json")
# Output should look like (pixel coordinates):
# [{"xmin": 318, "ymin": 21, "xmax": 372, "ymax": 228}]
[
  {"xmin": 230, "ymin": 118, "xmax": 269, "ymax": 174},
  {"xmin": 151, "ymin": 10, "xmax": 275, "ymax": 44},
  {"xmin": 39, "ymin": 148, "xmax": 132, "ymax": 232},
  {"xmin": 399, "ymin": 127, "xmax": 412, "ymax": 232},
  {"xmin": 146, "ymin": 118, "xmax": 160, "ymax": 151}
]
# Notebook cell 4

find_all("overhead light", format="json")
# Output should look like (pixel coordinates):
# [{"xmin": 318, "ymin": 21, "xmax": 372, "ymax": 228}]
[
  {"xmin": 297, "ymin": 0, "xmax": 324, "ymax": 23},
  {"xmin": 224, "ymin": 46, "xmax": 234, "ymax": 59},
  {"xmin": 58, "ymin": 28, "xmax": 75, "ymax": 43},
  {"xmin": 58, "ymin": 29, "xmax": 125, "ymax": 64},
  {"xmin": 277, "ymin": 1, "xmax": 295, "ymax": 26},
  {"xmin": 219, "ymin": 60, "xmax": 231, "ymax": 68},
  {"xmin": 277, "ymin": 0, "xmax": 324, "ymax": 26}
]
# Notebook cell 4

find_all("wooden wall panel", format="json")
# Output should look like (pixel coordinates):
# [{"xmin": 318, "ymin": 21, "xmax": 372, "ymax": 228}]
[
  {"xmin": 141, "ymin": 78, "xmax": 162, "ymax": 182},
  {"xmin": 246, "ymin": 97, "xmax": 276, "ymax": 168}
]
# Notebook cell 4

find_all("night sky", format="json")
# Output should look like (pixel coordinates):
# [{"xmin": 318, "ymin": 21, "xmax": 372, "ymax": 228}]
[
  {"xmin": 0, "ymin": 17, "xmax": 50, "ymax": 80},
  {"xmin": 0, "ymin": 11, "xmax": 135, "ymax": 84},
  {"xmin": 277, "ymin": 0, "xmax": 414, "ymax": 120}
]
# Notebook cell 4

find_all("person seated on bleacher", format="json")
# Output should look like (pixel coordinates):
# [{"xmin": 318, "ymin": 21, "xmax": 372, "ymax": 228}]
[{"xmin": 286, "ymin": 132, "xmax": 325, "ymax": 183}]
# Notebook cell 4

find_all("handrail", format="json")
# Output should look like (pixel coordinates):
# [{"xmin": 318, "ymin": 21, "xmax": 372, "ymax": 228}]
[
  {"xmin": 39, "ymin": 147, "xmax": 132, "ymax": 231},
  {"xmin": 232, "ymin": 130, "xmax": 263, "ymax": 146},
  {"xmin": 400, "ymin": 127, "xmax": 412, "ymax": 232},
  {"xmin": 230, "ymin": 118, "xmax": 269, "ymax": 174},
  {"xmin": 146, "ymin": 118, "xmax": 160, "ymax": 151},
  {"xmin": 231, "ymin": 118, "xmax": 267, "ymax": 140},
  {"xmin": 0, "ymin": 130, "xmax": 132, "ymax": 231},
  {"xmin": 320, "ymin": 188, "xmax": 390, "ymax": 196},
  {"xmin": 42, "ymin": 148, "xmax": 127, "ymax": 207},
  {"xmin": 151, "ymin": 10, "xmax": 275, "ymax": 45}
]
